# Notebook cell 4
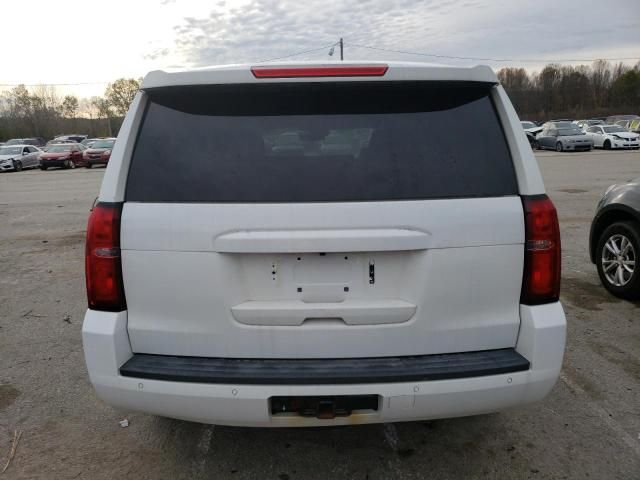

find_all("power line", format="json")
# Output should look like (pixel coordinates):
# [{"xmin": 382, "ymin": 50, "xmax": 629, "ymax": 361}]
[
  {"xmin": 1, "ymin": 44, "xmax": 341, "ymax": 85},
  {"xmin": 2, "ymin": 42, "xmax": 637, "ymax": 88},
  {"xmin": 348, "ymin": 43, "xmax": 640, "ymax": 63},
  {"xmin": 0, "ymin": 81, "xmax": 109, "ymax": 87},
  {"xmin": 255, "ymin": 43, "xmax": 338, "ymax": 64}
]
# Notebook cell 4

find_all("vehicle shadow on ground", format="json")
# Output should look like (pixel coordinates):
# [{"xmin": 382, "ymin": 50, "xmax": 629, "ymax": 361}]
[{"xmin": 148, "ymin": 413, "xmax": 530, "ymax": 479}]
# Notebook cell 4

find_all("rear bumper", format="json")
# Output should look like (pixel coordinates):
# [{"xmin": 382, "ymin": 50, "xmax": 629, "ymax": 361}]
[
  {"xmin": 40, "ymin": 159, "xmax": 67, "ymax": 167},
  {"xmin": 563, "ymin": 144, "xmax": 591, "ymax": 151},
  {"xmin": 82, "ymin": 303, "xmax": 566, "ymax": 427},
  {"xmin": 88, "ymin": 158, "xmax": 108, "ymax": 165},
  {"xmin": 120, "ymin": 348, "xmax": 530, "ymax": 384},
  {"xmin": 612, "ymin": 141, "xmax": 639, "ymax": 149}
]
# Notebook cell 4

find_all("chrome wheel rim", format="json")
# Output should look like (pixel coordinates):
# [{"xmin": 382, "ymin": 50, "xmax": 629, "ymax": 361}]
[{"xmin": 602, "ymin": 234, "xmax": 636, "ymax": 286}]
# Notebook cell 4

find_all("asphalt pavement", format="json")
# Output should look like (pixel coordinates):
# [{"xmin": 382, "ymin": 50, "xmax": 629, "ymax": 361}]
[{"xmin": 1, "ymin": 150, "xmax": 639, "ymax": 479}]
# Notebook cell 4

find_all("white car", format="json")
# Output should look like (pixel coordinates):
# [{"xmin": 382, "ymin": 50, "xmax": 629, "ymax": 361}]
[
  {"xmin": 0, "ymin": 144, "xmax": 43, "ymax": 172},
  {"xmin": 82, "ymin": 62, "xmax": 566, "ymax": 427},
  {"xmin": 585, "ymin": 125, "xmax": 640, "ymax": 150},
  {"xmin": 574, "ymin": 119, "xmax": 604, "ymax": 132}
]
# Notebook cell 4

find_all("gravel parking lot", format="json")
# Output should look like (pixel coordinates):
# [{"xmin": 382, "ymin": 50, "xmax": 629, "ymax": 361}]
[{"xmin": 1, "ymin": 151, "xmax": 639, "ymax": 479}]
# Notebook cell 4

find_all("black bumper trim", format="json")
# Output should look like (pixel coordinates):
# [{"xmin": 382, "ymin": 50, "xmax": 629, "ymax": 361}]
[{"xmin": 120, "ymin": 348, "xmax": 529, "ymax": 385}]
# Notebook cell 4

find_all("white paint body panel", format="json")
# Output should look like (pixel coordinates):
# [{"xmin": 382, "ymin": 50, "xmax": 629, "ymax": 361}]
[
  {"xmin": 231, "ymin": 299, "xmax": 417, "ymax": 326},
  {"xmin": 585, "ymin": 129, "xmax": 640, "ymax": 149},
  {"xmin": 142, "ymin": 61, "xmax": 498, "ymax": 89},
  {"xmin": 82, "ymin": 302, "xmax": 565, "ymax": 426},
  {"xmin": 491, "ymin": 86, "xmax": 545, "ymax": 196},
  {"xmin": 84, "ymin": 61, "xmax": 566, "ymax": 425},
  {"xmin": 212, "ymin": 228, "xmax": 431, "ymax": 253},
  {"xmin": 121, "ymin": 198, "xmax": 525, "ymax": 358}
]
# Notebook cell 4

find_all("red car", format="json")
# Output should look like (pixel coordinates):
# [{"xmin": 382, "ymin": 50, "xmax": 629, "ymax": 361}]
[
  {"xmin": 83, "ymin": 138, "xmax": 115, "ymax": 168},
  {"xmin": 39, "ymin": 143, "xmax": 85, "ymax": 170}
]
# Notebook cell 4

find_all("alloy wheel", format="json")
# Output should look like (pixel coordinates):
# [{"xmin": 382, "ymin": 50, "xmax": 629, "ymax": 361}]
[{"xmin": 601, "ymin": 234, "xmax": 636, "ymax": 287}]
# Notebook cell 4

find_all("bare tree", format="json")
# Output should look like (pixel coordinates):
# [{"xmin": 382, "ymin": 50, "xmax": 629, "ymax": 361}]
[
  {"xmin": 535, "ymin": 64, "xmax": 562, "ymax": 114},
  {"xmin": 61, "ymin": 95, "xmax": 79, "ymax": 118},
  {"xmin": 610, "ymin": 68, "xmax": 640, "ymax": 108},
  {"xmin": 497, "ymin": 67, "xmax": 532, "ymax": 114},
  {"xmin": 591, "ymin": 60, "xmax": 611, "ymax": 108},
  {"xmin": 92, "ymin": 97, "xmax": 113, "ymax": 136},
  {"xmin": 611, "ymin": 62, "xmax": 630, "ymax": 83},
  {"xmin": 30, "ymin": 85, "xmax": 62, "ymax": 137},
  {"xmin": 105, "ymin": 78, "xmax": 140, "ymax": 117}
]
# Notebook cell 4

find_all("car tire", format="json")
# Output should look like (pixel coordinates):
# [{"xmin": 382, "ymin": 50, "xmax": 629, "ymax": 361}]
[
  {"xmin": 596, "ymin": 221, "xmax": 640, "ymax": 300},
  {"xmin": 40, "ymin": 165, "xmax": 48, "ymax": 171},
  {"xmin": 65, "ymin": 159, "xmax": 75, "ymax": 169},
  {"xmin": 555, "ymin": 142, "xmax": 563, "ymax": 152},
  {"xmin": 86, "ymin": 163, "xmax": 92, "ymax": 169},
  {"xmin": 13, "ymin": 160, "xmax": 22, "ymax": 172},
  {"xmin": 603, "ymin": 140, "xmax": 611, "ymax": 150},
  {"xmin": 533, "ymin": 140, "xmax": 540, "ymax": 150}
]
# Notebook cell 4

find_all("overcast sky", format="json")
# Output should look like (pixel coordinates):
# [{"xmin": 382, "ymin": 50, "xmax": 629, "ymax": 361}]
[{"xmin": 2, "ymin": 0, "xmax": 639, "ymax": 97}]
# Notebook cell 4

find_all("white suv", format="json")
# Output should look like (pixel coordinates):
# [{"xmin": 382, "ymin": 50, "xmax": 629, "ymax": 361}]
[{"xmin": 82, "ymin": 62, "xmax": 566, "ymax": 427}]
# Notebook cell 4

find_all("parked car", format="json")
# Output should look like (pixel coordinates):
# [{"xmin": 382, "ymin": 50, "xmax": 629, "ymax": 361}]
[
  {"xmin": 540, "ymin": 121, "xmax": 572, "ymax": 129},
  {"xmin": 50, "ymin": 134, "xmax": 87, "ymax": 144},
  {"xmin": 4, "ymin": 137, "xmax": 46, "ymax": 147},
  {"xmin": 575, "ymin": 119, "xmax": 604, "ymax": 131},
  {"xmin": 546, "ymin": 118, "xmax": 574, "ymax": 123},
  {"xmin": 585, "ymin": 125, "xmax": 640, "ymax": 149},
  {"xmin": 45, "ymin": 139, "xmax": 76, "ymax": 148},
  {"xmin": 82, "ymin": 138, "xmax": 115, "ymax": 168},
  {"xmin": 605, "ymin": 114, "xmax": 639, "ymax": 125},
  {"xmin": 81, "ymin": 138, "xmax": 102, "ymax": 148},
  {"xmin": 615, "ymin": 119, "xmax": 634, "ymax": 130},
  {"xmin": 82, "ymin": 62, "xmax": 565, "ymax": 428},
  {"xmin": 535, "ymin": 123, "xmax": 593, "ymax": 151},
  {"xmin": 39, "ymin": 143, "xmax": 86, "ymax": 170},
  {"xmin": 590, "ymin": 177, "xmax": 640, "ymax": 299},
  {"xmin": 0, "ymin": 145, "xmax": 43, "ymax": 172},
  {"xmin": 521, "ymin": 121, "xmax": 543, "ymax": 148}
]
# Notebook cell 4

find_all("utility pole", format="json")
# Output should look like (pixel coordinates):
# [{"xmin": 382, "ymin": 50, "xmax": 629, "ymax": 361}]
[{"xmin": 339, "ymin": 38, "xmax": 344, "ymax": 61}]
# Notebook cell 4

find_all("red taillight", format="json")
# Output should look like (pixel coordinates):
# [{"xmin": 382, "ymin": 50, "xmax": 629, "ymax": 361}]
[
  {"xmin": 250, "ymin": 65, "xmax": 388, "ymax": 78},
  {"xmin": 85, "ymin": 202, "xmax": 126, "ymax": 311},
  {"xmin": 521, "ymin": 195, "xmax": 561, "ymax": 305}
]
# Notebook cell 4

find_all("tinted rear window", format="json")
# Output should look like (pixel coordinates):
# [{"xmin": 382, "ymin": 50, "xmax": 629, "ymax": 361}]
[{"xmin": 126, "ymin": 82, "xmax": 516, "ymax": 202}]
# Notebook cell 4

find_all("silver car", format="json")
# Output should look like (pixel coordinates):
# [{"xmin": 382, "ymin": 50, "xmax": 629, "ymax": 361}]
[
  {"xmin": 535, "ymin": 123, "xmax": 593, "ymax": 152},
  {"xmin": 0, "ymin": 145, "xmax": 43, "ymax": 172}
]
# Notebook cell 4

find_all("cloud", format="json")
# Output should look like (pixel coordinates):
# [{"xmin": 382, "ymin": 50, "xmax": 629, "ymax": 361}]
[
  {"xmin": 159, "ymin": 0, "xmax": 640, "ymax": 70},
  {"xmin": 144, "ymin": 48, "xmax": 170, "ymax": 60}
]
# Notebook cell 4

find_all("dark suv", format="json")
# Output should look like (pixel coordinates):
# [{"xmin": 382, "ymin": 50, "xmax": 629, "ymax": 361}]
[{"xmin": 590, "ymin": 178, "xmax": 640, "ymax": 299}]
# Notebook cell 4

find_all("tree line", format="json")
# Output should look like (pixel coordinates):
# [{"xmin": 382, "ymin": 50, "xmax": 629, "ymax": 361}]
[
  {"xmin": 0, "ymin": 78, "xmax": 140, "ymax": 141},
  {"xmin": 1, "ymin": 60, "xmax": 639, "ymax": 141},
  {"xmin": 498, "ymin": 60, "xmax": 640, "ymax": 121}
]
